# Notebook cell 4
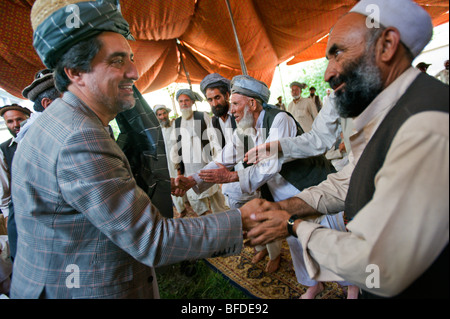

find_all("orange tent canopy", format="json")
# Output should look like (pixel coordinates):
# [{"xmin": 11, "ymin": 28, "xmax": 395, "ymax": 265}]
[{"xmin": 0, "ymin": 0, "xmax": 448, "ymax": 99}]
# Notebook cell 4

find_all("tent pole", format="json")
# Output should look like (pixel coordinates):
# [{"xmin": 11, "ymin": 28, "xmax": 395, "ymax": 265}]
[
  {"xmin": 278, "ymin": 64, "xmax": 287, "ymax": 106},
  {"xmin": 224, "ymin": 0, "xmax": 248, "ymax": 75},
  {"xmin": 176, "ymin": 39, "xmax": 197, "ymax": 110},
  {"xmin": 176, "ymin": 39, "xmax": 193, "ymax": 91}
]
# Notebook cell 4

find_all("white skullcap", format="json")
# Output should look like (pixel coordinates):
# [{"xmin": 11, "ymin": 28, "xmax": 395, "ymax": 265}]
[
  {"xmin": 153, "ymin": 105, "xmax": 171, "ymax": 113},
  {"xmin": 350, "ymin": 0, "xmax": 433, "ymax": 58}
]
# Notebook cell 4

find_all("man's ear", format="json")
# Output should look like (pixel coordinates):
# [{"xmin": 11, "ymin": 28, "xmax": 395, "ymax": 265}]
[
  {"xmin": 376, "ymin": 27, "xmax": 401, "ymax": 63},
  {"xmin": 249, "ymin": 98, "xmax": 257, "ymax": 112},
  {"xmin": 64, "ymin": 67, "xmax": 85, "ymax": 87},
  {"xmin": 40, "ymin": 97, "xmax": 52, "ymax": 109}
]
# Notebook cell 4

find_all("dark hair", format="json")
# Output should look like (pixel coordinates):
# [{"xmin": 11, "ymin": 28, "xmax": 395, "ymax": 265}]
[
  {"xmin": 33, "ymin": 87, "xmax": 61, "ymax": 112},
  {"xmin": 54, "ymin": 36, "xmax": 103, "ymax": 92}
]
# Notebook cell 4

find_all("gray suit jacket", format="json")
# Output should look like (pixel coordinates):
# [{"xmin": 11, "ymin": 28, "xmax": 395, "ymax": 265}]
[{"xmin": 10, "ymin": 92, "xmax": 243, "ymax": 299}]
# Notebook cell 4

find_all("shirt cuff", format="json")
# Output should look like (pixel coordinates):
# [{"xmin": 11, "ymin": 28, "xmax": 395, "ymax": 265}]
[
  {"xmin": 191, "ymin": 173, "xmax": 216, "ymax": 195},
  {"xmin": 237, "ymin": 170, "xmax": 251, "ymax": 194},
  {"xmin": 296, "ymin": 220, "xmax": 345, "ymax": 282},
  {"xmin": 296, "ymin": 221, "xmax": 323, "ymax": 279}
]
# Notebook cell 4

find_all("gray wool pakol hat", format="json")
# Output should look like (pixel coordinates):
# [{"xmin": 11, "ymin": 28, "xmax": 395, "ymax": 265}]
[
  {"xmin": 200, "ymin": 73, "xmax": 231, "ymax": 96},
  {"xmin": 175, "ymin": 89, "xmax": 203, "ymax": 102},
  {"xmin": 230, "ymin": 75, "xmax": 270, "ymax": 104}
]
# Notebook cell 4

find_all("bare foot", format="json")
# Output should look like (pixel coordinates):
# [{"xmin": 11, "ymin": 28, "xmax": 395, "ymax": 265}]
[
  {"xmin": 346, "ymin": 285, "xmax": 359, "ymax": 299},
  {"xmin": 265, "ymin": 254, "xmax": 281, "ymax": 273},
  {"xmin": 252, "ymin": 248, "xmax": 268, "ymax": 264},
  {"xmin": 300, "ymin": 282, "xmax": 324, "ymax": 299}
]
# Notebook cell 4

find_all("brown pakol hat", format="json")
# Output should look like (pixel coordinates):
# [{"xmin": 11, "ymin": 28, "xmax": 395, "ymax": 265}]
[
  {"xmin": 0, "ymin": 103, "xmax": 32, "ymax": 117},
  {"xmin": 22, "ymin": 69, "xmax": 55, "ymax": 102}
]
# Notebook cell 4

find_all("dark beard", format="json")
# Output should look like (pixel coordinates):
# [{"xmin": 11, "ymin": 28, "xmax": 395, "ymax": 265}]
[
  {"xmin": 212, "ymin": 103, "xmax": 229, "ymax": 118},
  {"xmin": 330, "ymin": 53, "xmax": 384, "ymax": 118}
]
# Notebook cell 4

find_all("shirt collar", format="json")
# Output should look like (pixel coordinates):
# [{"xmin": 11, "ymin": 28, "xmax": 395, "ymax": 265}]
[
  {"xmin": 218, "ymin": 112, "xmax": 232, "ymax": 124},
  {"xmin": 8, "ymin": 136, "xmax": 17, "ymax": 147}
]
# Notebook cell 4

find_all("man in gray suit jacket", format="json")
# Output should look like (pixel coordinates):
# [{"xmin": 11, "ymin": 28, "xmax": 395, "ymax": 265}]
[{"xmin": 9, "ymin": 0, "xmax": 257, "ymax": 299}]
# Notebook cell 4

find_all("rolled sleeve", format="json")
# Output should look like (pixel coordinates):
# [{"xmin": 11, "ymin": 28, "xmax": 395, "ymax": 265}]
[
  {"xmin": 296, "ymin": 221, "xmax": 346, "ymax": 282},
  {"xmin": 295, "ymin": 160, "xmax": 354, "ymax": 215}
]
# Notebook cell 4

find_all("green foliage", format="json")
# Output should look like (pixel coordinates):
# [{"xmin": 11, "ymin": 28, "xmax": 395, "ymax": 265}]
[
  {"xmin": 269, "ymin": 58, "xmax": 331, "ymax": 106},
  {"xmin": 156, "ymin": 260, "xmax": 251, "ymax": 299},
  {"xmin": 296, "ymin": 59, "xmax": 332, "ymax": 99},
  {"xmin": 109, "ymin": 118, "xmax": 120, "ymax": 139}
]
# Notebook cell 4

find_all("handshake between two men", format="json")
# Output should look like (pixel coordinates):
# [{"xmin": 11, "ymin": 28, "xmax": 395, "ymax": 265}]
[{"xmin": 170, "ymin": 176, "xmax": 320, "ymax": 245}]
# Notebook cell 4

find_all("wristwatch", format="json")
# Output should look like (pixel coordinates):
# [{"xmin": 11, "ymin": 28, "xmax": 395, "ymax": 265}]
[{"xmin": 287, "ymin": 215, "xmax": 301, "ymax": 238}]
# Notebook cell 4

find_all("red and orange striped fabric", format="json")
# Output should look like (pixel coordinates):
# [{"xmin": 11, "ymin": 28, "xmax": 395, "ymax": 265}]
[{"xmin": 0, "ymin": 0, "xmax": 448, "ymax": 99}]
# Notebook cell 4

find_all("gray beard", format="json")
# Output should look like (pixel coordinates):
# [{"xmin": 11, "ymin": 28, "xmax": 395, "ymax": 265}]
[{"xmin": 181, "ymin": 108, "xmax": 193, "ymax": 120}]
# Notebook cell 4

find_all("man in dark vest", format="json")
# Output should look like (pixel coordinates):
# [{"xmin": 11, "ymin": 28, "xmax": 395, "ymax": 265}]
[
  {"xmin": 176, "ymin": 75, "xmax": 337, "ymax": 295},
  {"xmin": 309, "ymin": 87, "xmax": 322, "ymax": 113},
  {"xmin": 0, "ymin": 104, "xmax": 31, "ymax": 171},
  {"xmin": 0, "ymin": 104, "xmax": 31, "ymax": 228},
  {"xmin": 1, "ymin": 70, "xmax": 60, "ymax": 262},
  {"xmin": 173, "ymin": 88, "xmax": 228, "ymax": 217},
  {"xmin": 245, "ymin": 0, "xmax": 449, "ymax": 299},
  {"xmin": 0, "ymin": 103, "xmax": 30, "ymax": 294}
]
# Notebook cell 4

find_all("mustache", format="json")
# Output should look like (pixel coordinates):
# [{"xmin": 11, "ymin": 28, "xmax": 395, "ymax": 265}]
[
  {"xmin": 328, "ymin": 74, "xmax": 346, "ymax": 92},
  {"xmin": 331, "ymin": 55, "xmax": 383, "ymax": 118},
  {"xmin": 119, "ymin": 81, "xmax": 135, "ymax": 86},
  {"xmin": 328, "ymin": 55, "xmax": 363, "ymax": 92}
]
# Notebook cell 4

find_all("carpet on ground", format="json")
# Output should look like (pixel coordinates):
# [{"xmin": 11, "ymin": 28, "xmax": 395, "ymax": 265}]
[
  {"xmin": 204, "ymin": 240, "xmax": 347, "ymax": 299},
  {"xmin": 175, "ymin": 202, "xmax": 347, "ymax": 299}
]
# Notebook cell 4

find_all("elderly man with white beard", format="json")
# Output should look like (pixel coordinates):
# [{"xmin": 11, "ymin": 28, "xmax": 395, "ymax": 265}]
[
  {"xmin": 172, "ymin": 89, "xmax": 229, "ymax": 217},
  {"xmin": 176, "ymin": 76, "xmax": 337, "ymax": 292},
  {"xmin": 200, "ymin": 73, "xmax": 260, "ymax": 211},
  {"xmin": 176, "ymin": 76, "xmax": 294, "ymax": 273}
]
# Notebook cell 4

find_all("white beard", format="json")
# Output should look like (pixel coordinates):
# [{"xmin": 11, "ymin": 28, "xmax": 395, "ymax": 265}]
[
  {"xmin": 236, "ymin": 106, "xmax": 255, "ymax": 136},
  {"xmin": 181, "ymin": 107, "xmax": 193, "ymax": 120}
]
